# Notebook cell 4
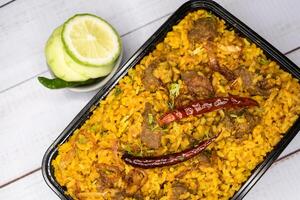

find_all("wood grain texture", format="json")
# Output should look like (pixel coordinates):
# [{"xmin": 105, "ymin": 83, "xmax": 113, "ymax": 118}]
[
  {"xmin": 0, "ymin": 0, "xmax": 300, "ymax": 199},
  {"xmin": 1, "ymin": 149, "xmax": 299, "ymax": 200},
  {"xmin": 0, "ymin": 0, "xmax": 186, "ymax": 92},
  {"xmin": 215, "ymin": 0, "xmax": 300, "ymax": 52},
  {"xmin": 0, "ymin": 0, "xmax": 15, "ymax": 8},
  {"xmin": 245, "ymin": 152, "xmax": 300, "ymax": 200},
  {"xmin": 0, "ymin": 171, "xmax": 58, "ymax": 200},
  {"xmin": 1, "ymin": 8, "xmax": 299, "ymax": 186},
  {"xmin": 0, "ymin": 14, "xmax": 169, "ymax": 185},
  {"xmin": 1, "ymin": 0, "xmax": 300, "ymax": 92},
  {"xmin": 287, "ymin": 48, "xmax": 300, "ymax": 66}
]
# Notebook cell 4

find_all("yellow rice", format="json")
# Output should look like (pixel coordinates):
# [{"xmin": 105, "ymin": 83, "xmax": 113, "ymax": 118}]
[{"xmin": 52, "ymin": 10, "xmax": 300, "ymax": 200}]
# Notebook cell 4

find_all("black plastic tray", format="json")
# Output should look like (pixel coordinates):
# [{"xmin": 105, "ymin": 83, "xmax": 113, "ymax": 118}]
[{"xmin": 42, "ymin": 1, "xmax": 300, "ymax": 199}]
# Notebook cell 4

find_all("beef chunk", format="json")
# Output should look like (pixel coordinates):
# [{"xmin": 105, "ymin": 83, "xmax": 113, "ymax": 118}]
[
  {"xmin": 182, "ymin": 71, "xmax": 214, "ymax": 98},
  {"xmin": 188, "ymin": 17, "xmax": 218, "ymax": 43},
  {"xmin": 142, "ymin": 62, "xmax": 161, "ymax": 92}
]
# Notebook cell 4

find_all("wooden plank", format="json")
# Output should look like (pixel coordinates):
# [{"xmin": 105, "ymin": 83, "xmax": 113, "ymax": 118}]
[
  {"xmin": 278, "ymin": 134, "xmax": 300, "ymax": 159},
  {"xmin": 0, "ymin": 171, "xmax": 58, "ymax": 200},
  {"xmin": 0, "ymin": 22, "xmax": 300, "ymax": 189},
  {"xmin": 0, "ymin": 0, "xmax": 186, "ymax": 92},
  {"xmin": 0, "ymin": 150, "xmax": 299, "ymax": 199},
  {"xmin": 1, "ymin": 0, "xmax": 300, "ymax": 187},
  {"xmin": 0, "ymin": 14, "xmax": 169, "ymax": 186},
  {"xmin": 1, "ymin": 0, "xmax": 300, "ymax": 93},
  {"xmin": 245, "ymin": 152, "xmax": 300, "ymax": 199},
  {"xmin": 1, "ymin": 0, "xmax": 300, "ymax": 198},
  {"xmin": 215, "ymin": 0, "xmax": 300, "ymax": 52},
  {"xmin": 0, "ymin": 0, "xmax": 14, "ymax": 8}
]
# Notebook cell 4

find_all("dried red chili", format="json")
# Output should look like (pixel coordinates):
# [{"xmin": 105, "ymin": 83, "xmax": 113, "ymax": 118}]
[
  {"xmin": 158, "ymin": 95, "xmax": 258, "ymax": 126},
  {"xmin": 122, "ymin": 134, "xmax": 219, "ymax": 168}
]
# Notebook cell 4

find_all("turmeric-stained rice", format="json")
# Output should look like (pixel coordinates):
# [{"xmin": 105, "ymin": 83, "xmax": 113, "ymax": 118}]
[{"xmin": 53, "ymin": 10, "xmax": 300, "ymax": 200}]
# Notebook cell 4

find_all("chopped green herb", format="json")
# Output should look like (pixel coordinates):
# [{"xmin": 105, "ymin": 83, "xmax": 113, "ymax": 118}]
[
  {"xmin": 145, "ymin": 149, "xmax": 155, "ymax": 154},
  {"xmin": 207, "ymin": 12, "xmax": 213, "ymax": 17},
  {"xmin": 161, "ymin": 127, "xmax": 169, "ymax": 132},
  {"xmin": 100, "ymin": 130, "xmax": 108, "ymax": 136},
  {"xmin": 91, "ymin": 124, "xmax": 98, "ymax": 132},
  {"xmin": 114, "ymin": 86, "xmax": 122, "ymax": 96},
  {"xmin": 128, "ymin": 70, "xmax": 136, "ymax": 79},
  {"xmin": 122, "ymin": 144, "xmax": 144, "ymax": 156},
  {"xmin": 151, "ymin": 125, "xmax": 169, "ymax": 133},
  {"xmin": 203, "ymin": 149, "xmax": 212, "ymax": 157},
  {"xmin": 204, "ymin": 132, "xmax": 210, "ymax": 139},
  {"xmin": 137, "ymin": 143, "xmax": 144, "ymax": 157},
  {"xmin": 136, "ymin": 150, "xmax": 144, "ymax": 157},
  {"xmin": 148, "ymin": 113, "xmax": 154, "ymax": 125},
  {"xmin": 168, "ymin": 82, "xmax": 180, "ymax": 109},
  {"xmin": 150, "ymin": 124, "xmax": 159, "ymax": 131},
  {"xmin": 259, "ymin": 58, "xmax": 270, "ymax": 65}
]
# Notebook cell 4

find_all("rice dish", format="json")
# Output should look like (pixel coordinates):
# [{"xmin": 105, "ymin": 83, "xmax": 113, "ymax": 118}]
[{"xmin": 52, "ymin": 10, "xmax": 300, "ymax": 200}]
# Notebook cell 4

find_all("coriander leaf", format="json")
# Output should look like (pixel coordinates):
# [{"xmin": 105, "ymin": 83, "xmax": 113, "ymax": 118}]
[
  {"xmin": 168, "ymin": 101, "xmax": 174, "ymax": 109},
  {"xmin": 169, "ymin": 83, "xmax": 180, "ymax": 98},
  {"xmin": 148, "ymin": 113, "xmax": 154, "ymax": 125},
  {"xmin": 259, "ymin": 58, "xmax": 270, "ymax": 65},
  {"xmin": 114, "ymin": 86, "xmax": 122, "ymax": 96}
]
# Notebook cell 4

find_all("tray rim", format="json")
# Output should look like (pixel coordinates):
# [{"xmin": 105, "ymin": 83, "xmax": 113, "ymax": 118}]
[{"xmin": 42, "ymin": 1, "xmax": 300, "ymax": 199}]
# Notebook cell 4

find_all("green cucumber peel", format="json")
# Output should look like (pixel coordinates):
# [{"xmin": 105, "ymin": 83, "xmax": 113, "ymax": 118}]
[{"xmin": 38, "ymin": 76, "xmax": 104, "ymax": 89}]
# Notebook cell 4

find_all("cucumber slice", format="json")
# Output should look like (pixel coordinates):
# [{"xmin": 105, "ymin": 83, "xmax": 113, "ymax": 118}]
[
  {"xmin": 45, "ymin": 26, "xmax": 89, "ymax": 82},
  {"xmin": 46, "ymin": 26, "xmax": 116, "ymax": 80}
]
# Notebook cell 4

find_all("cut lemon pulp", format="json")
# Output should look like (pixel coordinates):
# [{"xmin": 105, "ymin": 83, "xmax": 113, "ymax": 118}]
[{"xmin": 62, "ymin": 14, "xmax": 121, "ymax": 67}]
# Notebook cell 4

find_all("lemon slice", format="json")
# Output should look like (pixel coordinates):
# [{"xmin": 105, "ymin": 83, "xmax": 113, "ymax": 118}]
[{"xmin": 62, "ymin": 14, "xmax": 121, "ymax": 67}]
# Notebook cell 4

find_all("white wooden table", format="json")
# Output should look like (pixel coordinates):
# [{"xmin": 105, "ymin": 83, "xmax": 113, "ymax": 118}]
[{"xmin": 0, "ymin": 0, "xmax": 299, "ymax": 199}]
